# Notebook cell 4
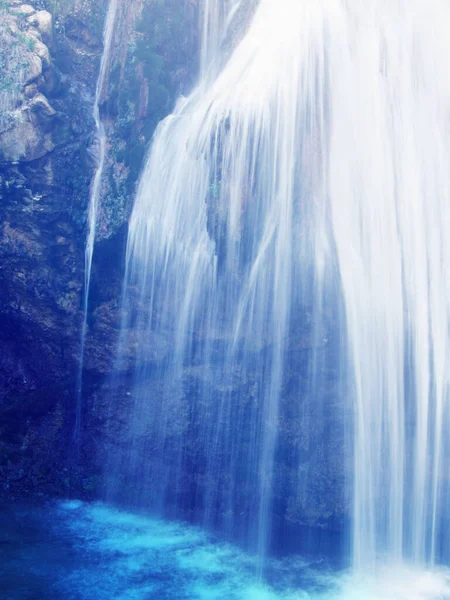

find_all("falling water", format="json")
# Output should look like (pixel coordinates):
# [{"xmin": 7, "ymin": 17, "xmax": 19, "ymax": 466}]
[
  {"xmin": 326, "ymin": 1, "xmax": 450, "ymax": 569},
  {"xmin": 115, "ymin": 0, "xmax": 450, "ymax": 578},
  {"xmin": 74, "ymin": 0, "xmax": 118, "ymax": 442}
]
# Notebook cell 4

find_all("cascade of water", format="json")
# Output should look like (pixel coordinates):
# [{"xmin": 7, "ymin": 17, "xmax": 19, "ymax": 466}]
[
  {"xmin": 327, "ymin": 1, "xmax": 450, "ymax": 569},
  {"xmin": 115, "ymin": 0, "xmax": 450, "ymax": 573},
  {"xmin": 74, "ymin": 0, "xmax": 118, "ymax": 442},
  {"xmin": 114, "ymin": 0, "xmax": 330, "ymax": 563}
]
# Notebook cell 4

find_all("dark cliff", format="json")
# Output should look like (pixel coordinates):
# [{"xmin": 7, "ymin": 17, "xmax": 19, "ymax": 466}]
[{"xmin": 0, "ymin": 0, "xmax": 199, "ymax": 500}]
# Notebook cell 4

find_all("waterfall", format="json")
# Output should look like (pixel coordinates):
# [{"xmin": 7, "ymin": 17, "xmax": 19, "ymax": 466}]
[
  {"xmin": 74, "ymin": 0, "xmax": 118, "ymax": 442},
  {"xmin": 325, "ymin": 1, "xmax": 450, "ymax": 568},
  {"xmin": 115, "ymin": 0, "xmax": 450, "ymax": 574}
]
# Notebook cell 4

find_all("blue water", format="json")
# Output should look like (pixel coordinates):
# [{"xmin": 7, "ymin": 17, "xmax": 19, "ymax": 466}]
[
  {"xmin": 0, "ymin": 501, "xmax": 335, "ymax": 600},
  {"xmin": 1, "ymin": 501, "xmax": 449, "ymax": 599}
]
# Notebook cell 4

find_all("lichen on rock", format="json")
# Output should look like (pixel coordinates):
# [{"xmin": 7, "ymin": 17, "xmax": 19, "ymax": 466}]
[{"xmin": 0, "ymin": 1, "xmax": 56, "ymax": 162}]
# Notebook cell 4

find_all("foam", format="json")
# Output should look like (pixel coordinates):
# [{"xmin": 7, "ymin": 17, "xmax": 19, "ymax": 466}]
[
  {"xmin": 328, "ymin": 565, "xmax": 450, "ymax": 600},
  {"xmin": 53, "ymin": 501, "xmax": 450, "ymax": 600}
]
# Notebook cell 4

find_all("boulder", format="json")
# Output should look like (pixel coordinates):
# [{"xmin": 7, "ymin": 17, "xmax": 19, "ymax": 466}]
[
  {"xmin": 27, "ymin": 11, "xmax": 53, "ymax": 45},
  {"xmin": 0, "ymin": 94, "xmax": 56, "ymax": 163},
  {"xmin": 10, "ymin": 4, "xmax": 36, "ymax": 17},
  {"xmin": 0, "ymin": 119, "xmax": 54, "ymax": 163},
  {"xmin": 29, "ymin": 92, "xmax": 56, "ymax": 121},
  {"xmin": 32, "ymin": 40, "xmax": 51, "ymax": 70},
  {"xmin": 22, "ymin": 52, "xmax": 43, "ymax": 86}
]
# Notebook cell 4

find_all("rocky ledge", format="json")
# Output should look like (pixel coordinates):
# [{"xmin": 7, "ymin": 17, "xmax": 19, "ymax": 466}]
[{"xmin": 0, "ymin": 2, "xmax": 58, "ymax": 163}]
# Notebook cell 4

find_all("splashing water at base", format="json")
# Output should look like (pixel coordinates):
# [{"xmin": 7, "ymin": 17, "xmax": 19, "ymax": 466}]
[
  {"xmin": 1, "ymin": 501, "xmax": 450, "ymax": 600},
  {"xmin": 332, "ymin": 567, "xmax": 450, "ymax": 600}
]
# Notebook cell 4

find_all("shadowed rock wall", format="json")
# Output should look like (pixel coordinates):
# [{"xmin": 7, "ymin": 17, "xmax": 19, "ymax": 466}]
[{"xmin": 0, "ymin": 0, "xmax": 199, "ymax": 500}]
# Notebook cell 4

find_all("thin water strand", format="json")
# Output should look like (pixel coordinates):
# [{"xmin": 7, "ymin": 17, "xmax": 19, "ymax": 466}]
[{"xmin": 74, "ymin": 0, "xmax": 118, "ymax": 443}]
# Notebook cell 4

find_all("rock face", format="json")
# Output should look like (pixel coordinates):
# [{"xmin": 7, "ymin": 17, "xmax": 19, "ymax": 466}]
[
  {"xmin": 0, "ymin": 0, "xmax": 100, "ymax": 498},
  {"xmin": 0, "ymin": 0, "xmax": 200, "ymax": 501},
  {"xmin": 93, "ymin": 0, "xmax": 199, "ymax": 241},
  {"xmin": 0, "ymin": 5, "xmax": 57, "ymax": 162}
]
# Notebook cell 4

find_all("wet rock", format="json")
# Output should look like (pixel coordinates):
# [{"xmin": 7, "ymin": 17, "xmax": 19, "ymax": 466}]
[
  {"xmin": 33, "ymin": 40, "xmax": 51, "ymax": 70},
  {"xmin": 10, "ymin": 4, "xmax": 35, "ymax": 17},
  {"xmin": 0, "ymin": 0, "xmax": 108, "ymax": 501},
  {"xmin": 23, "ymin": 53, "xmax": 43, "ymax": 86},
  {"xmin": 23, "ymin": 83, "xmax": 38, "ymax": 99},
  {"xmin": 29, "ymin": 92, "xmax": 56, "ymax": 120},
  {"xmin": 27, "ymin": 11, "xmax": 53, "ymax": 45},
  {"xmin": 0, "ymin": 118, "xmax": 52, "ymax": 163},
  {"xmin": 0, "ymin": 91, "xmax": 58, "ymax": 162}
]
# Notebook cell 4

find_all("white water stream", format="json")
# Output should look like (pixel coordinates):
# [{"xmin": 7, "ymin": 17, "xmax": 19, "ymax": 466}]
[
  {"xmin": 116, "ymin": 0, "xmax": 450, "ymax": 586},
  {"xmin": 325, "ymin": 1, "xmax": 450, "ymax": 568},
  {"xmin": 75, "ymin": 0, "xmax": 118, "ymax": 442}
]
